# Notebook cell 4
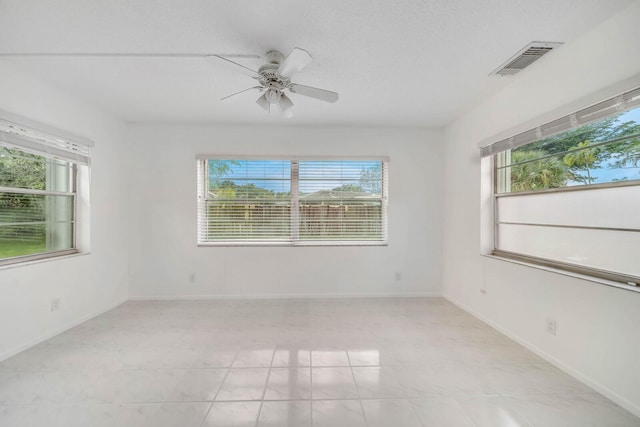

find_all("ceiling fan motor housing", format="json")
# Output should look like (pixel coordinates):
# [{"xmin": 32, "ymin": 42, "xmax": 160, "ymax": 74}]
[
  {"xmin": 258, "ymin": 50, "xmax": 292, "ymax": 93},
  {"xmin": 265, "ymin": 50, "xmax": 285, "ymax": 65},
  {"xmin": 258, "ymin": 70, "xmax": 288, "ymax": 106}
]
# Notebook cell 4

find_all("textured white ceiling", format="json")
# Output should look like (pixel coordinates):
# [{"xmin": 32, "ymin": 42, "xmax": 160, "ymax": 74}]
[{"xmin": 0, "ymin": 0, "xmax": 632, "ymax": 126}]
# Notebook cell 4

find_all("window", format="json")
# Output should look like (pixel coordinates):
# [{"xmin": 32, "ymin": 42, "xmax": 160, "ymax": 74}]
[
  {"xmin": 0, "ymin": 114, "xmax": 91, "ymax": 265},
  {"xmin": 483, "ymin": 86, "xmax": 640, "ymax": 286},
  {"xmin": 197, "ymin": 158, "xmax": 388, "ymax": 245}
]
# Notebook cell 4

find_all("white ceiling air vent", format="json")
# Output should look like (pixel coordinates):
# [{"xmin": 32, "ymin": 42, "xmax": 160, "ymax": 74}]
[{"xmin": 491, "ymin": 41, "xmax": 563, "ymax": 76}]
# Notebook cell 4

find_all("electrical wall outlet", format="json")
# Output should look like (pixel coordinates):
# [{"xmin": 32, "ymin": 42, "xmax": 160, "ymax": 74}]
[
  {"xmin": 394, "ymin": 272, "xmax": 401, "ymax": 281},
  {"xmin": 50, "ymin": 298, "xmax": 61, "ymax": 312},
  {"xmin": 546, "ymin": 318, "xmax": 557, "ymax": 336},
  {"xmin": 189, "ymin": 273, "xmax": 196, "ymax": 283}
]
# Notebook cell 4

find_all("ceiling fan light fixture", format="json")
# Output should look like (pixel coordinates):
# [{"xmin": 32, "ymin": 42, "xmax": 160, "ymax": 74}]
[
  {"xmin": 256, "ymin": 93, "xmax": 270, "ymax": 112},
  {"xmin": 265, "ymin": 88, "xmax": 281, "ymax": 104},
  {"xmin": 278, "ymin": 94, "xmax": 294, "ymax": 118},
  {"xmin": 280, "ymin": 93, "xmax": 294, "ymax": 112}
]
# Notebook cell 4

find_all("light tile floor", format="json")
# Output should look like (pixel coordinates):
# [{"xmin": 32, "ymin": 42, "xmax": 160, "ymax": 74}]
[{"xmin": 0, "ymin": 298, "xmax": 638, "ymax": 426}]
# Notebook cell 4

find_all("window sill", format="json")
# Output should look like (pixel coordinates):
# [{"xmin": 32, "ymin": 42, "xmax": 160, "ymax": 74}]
[
  {"xmin": 0, "ymin": 251, "xmax": 90, "ymax": 271},
  {"xmin": 482, "ymin": 253, "xmax": 640, "ymax": 294}
]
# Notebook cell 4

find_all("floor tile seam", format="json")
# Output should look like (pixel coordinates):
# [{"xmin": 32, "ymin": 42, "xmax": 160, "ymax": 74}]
[
  {"xmin": 396, "ymin": 369, "xmax": 413, "ymax": 401},
  {"xmin": 197, "ymin": 400, "xmax": 215, "ymax": 427},
  {"xmin": 308, "ymin": 351, "xmax": 316, "ymax": 407},
  {"xmin": 83, "ymin": 391, "xmax": 222, "ymax": 405},
  {"xmin": 309, "ymin": 348, "xmax": 315, "ymax": 427},
  {"xmin": 208, "ymin": 362, "xmax": 235, "ymax": 411},
  {"xmin": 254, "ymin": 347, "xmax": 278, "ymax": 427},
  {"xmin": 345, "ymin": 351, "xmax": 370, "ymax": 427},
  {"xmin": 0, "ymin": 363, "xmax": 509, "ymax": 371},
  {"xmin": 25, "ymin": 400, "xmax": 224, "ymax": 406},
  {"xmin": 401, "ymin": 390, "xmax": 509, "ymax": 400},
  {"xmin": 311, "ymin": 364, "xmax": 374, "ymax": 368},
  {"xmin": 497, "ymin": 391, "xmax": 607, "ymax": 400},
  {"xmin": 0, "ymin": 396, "xmax": 519, "ymax": 405},
  {"xmin": 400, "ymin": 398, "xmax": 430, "ymax": 427},
  {"xmin": 488, "ymin": 390, "xmax": 598, "ymax": 399}
]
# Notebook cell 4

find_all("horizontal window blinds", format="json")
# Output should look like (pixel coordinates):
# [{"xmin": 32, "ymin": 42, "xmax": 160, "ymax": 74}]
[
  {"xmin": 298, "ymin": 160, "xmax": 386, "ymax": 242},
  {"xmin": 0, "ymin": 116, "xmax": 92, "ymax": 165},
  {"xmin": 481, "ymin": 86, "xmax": 640, "ymax": 158},
  {"xmin": 200, "ymin": 160, "xmax": 292, "ymax": 242},
  {"xmin": 197, "ymin": 158, "xmax": 388, "ymax": 245}
]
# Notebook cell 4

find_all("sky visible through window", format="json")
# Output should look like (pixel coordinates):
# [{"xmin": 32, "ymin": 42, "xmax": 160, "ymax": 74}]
[
  {"xmin": 586, "ymin": 107, "xmax": 640, "ymax": 183},
  {"xmin": 210, "ymin": 160, "xmax": 382, "ymax": 194},
  {"xmin": 499, "ymin": 104, "xmax": 640, "ymax": 194}
]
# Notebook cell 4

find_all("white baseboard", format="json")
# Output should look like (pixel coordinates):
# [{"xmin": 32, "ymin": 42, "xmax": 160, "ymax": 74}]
[
  {"xmin": 129, "ymin": 291, "xmax": 441, "ymax": 301},
  {"xmin": 443, "ymin": 294, "xmax": 640, "ymax": 419},
  {"xmin": 0, "ymin": 297, "xmax": 128, "ymax": 363}
]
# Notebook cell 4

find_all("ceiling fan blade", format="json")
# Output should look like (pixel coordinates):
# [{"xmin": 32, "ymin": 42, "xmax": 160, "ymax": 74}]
[
  {"xmin": 221, "ymin": 86, "xmax": 262, "ymax": 102},
  {"xmin": 208, "ymin": 55, "xmax": 261, "ymax": 77},
  {"xmin": 278, "ymin": 47, "xmax": 312, "ymax": 78},
  {"xmin": 256, "ymin": 93, "xmax": 271, "ymax": 112},
  {"xmin": 0, "ymin": 52, "xmax": 260, "ymax": 58},
  {"xmin": 289, "ymin": 84, "xmax": 339, "ymax": 103}
]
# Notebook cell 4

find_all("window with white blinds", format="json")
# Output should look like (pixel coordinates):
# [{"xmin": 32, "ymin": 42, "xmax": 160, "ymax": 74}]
[
  {"xmin": 197, "ymin": 158, "xmax": 388, "ymax": 245},
  {"xmin": 482, "ymin": 86, "xmax": 640, "ymax": 287},
  {"xmin": 0, "ymin": 113, "xmax": 92, "ymax": 265}
]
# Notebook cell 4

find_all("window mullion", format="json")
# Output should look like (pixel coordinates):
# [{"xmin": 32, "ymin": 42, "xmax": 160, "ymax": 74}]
[
  {"xmin": 72, "ymin": 164, "xmax": 78, "ymax": 250},
  {"xmin": 382, "ymin": 161, "xmax": 389, "ymax": 242},
  {"xmin": 197, "ymin": 159, "xmax": 208, "ymax": 244},
  {"xmin": 290, "ymin": 160, "xmax": 300, "ymax": 242}
]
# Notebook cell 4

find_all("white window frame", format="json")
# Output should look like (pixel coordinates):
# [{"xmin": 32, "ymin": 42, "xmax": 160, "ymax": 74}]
[
  {"xmin": 196, "ymin": 156, "xmax": 389, "ymax": 247},
  {"xmin": 480, "ymin": 84, "xmax": 640, "ymax": 289},
  {"xmin": 0, "ymin": 111, "xmax": 92, "ymax": 266}
]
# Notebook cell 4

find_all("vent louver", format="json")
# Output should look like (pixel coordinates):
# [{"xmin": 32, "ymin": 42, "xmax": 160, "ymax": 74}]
[{"xmin": 491, "ymin": 42, "xmax": 563, "ymax": 76}]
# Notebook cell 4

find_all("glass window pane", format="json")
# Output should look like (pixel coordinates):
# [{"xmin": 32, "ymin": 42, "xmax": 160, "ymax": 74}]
[
  {"xmin": 207, "ymin": 160, "xmax": 291, "ymax": 200},
  {"xmin": 0, "ymin": 192, "xmax": 74, "ymax": 259},
  {"xmin": 299, "ymin": 201, "xmax": 383, "ymax": 240},
  {"xmin": 0, "ymin": 147, "xmax": 46, "ymax": 190},
  {"xmin": 298, "ymin": 160, "xmax": 384, "ymax": 241},
  {"xmin": 299, "ymin": 160, "xmax": 382, "ymax": 195},
  {"xmin": 498, "ymin": 105, "xmax": 640, "ymax": 193},
  {"xmin": 0, "ymin": 147, "xmax": 72, "ymax": 192},
  {"xmin": 200, "ymin": 159, "xmax": 387, "ymax": 244},
  {"xmin": 205, "ymin": 160, "xmax": 292, "ymax": 241},
  {"xmin": 206, "ymin": 200, "xmax": 291, "ymax": 240}
]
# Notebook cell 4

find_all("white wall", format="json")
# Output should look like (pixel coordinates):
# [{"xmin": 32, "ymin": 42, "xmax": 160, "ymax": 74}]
[
  {"xmin": 443, "ymin": 1, "xmax": 640, "ymax": 417},
  {"xmin": 127, "ymin": 124, "xmax": 443, "ymax": 299},
  {"xmin": 0, "ymin": 63, "xmax": 129, "ymax": 360}
]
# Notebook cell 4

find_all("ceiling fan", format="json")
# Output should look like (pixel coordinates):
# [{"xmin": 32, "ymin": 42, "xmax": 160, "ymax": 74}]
[
  {"xmin": 0, "ymin": 47, "xmax": 339, "ymax": 117},
  {"xmin": 214, "ymin": 48, "xmax": 339, "ymax": 117}
]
